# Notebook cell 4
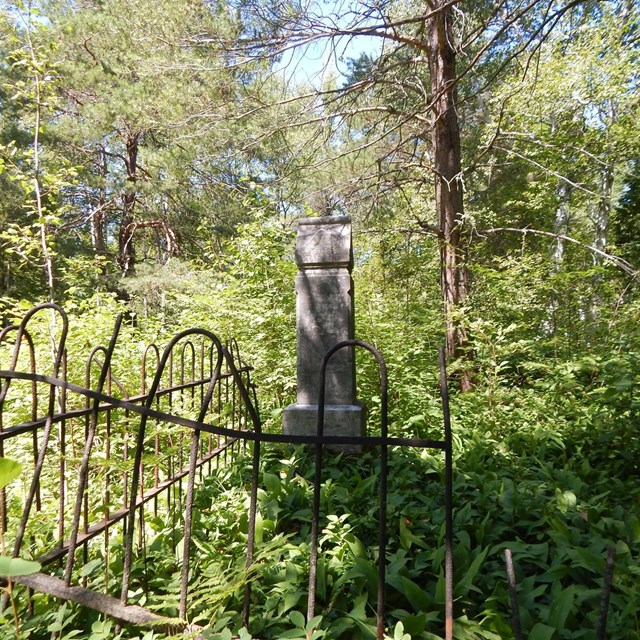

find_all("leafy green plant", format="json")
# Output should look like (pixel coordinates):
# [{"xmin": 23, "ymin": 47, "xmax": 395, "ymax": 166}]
[{"xmin": 0, "ymin": 458, "xmax": 42, "ymax": 640}]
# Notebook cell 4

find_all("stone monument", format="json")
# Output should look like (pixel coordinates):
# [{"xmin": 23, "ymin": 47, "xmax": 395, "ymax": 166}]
[{"xmin": 282, "ymin": 216, "xmax": 365, "ymax": 451}]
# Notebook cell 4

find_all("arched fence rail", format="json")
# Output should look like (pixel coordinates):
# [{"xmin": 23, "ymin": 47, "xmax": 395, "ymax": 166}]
[{"xmin": 0, "ymin": 303, "xmax": 454, "ymax": 640}]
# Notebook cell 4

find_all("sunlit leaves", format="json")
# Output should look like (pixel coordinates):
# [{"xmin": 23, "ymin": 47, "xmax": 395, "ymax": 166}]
[{"xmin": 0, "ymin": 457, "xmax": 22, "ymax": 489}]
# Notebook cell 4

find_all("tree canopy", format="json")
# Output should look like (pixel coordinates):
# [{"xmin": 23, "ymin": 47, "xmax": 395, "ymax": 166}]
[{"xmin": 1, "ymin": 0, "xmax": 639, "ymax": 637}]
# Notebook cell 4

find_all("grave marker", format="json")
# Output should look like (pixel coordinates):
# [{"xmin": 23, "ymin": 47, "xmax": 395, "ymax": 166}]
[{"xmin": 282, "ymin": 216, "xmax": 365, "ymax": 451}]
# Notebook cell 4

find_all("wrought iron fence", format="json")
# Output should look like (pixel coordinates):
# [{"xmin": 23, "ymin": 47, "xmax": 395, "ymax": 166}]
[{"xmin": 0, "ymin": 303, "xmax": 453, "ymax": 639}]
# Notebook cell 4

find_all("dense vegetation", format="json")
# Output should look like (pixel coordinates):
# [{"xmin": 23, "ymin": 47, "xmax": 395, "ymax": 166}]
[{"xmin": 1, "ymin": 0, "xmax": 639, "ymax": 638}]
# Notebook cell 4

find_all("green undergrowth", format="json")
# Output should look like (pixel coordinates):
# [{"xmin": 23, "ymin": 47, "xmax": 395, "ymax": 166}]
[
  {"xmin": 3, "ymin": 285, "xmax": 640, "ymax": 639},
  {"xmin": 5, "ymin": 349, "xmax": 640, "ymax": 639},
  {"xmin": 188, "ymin": 428, "xmax": 639, "ymax": 640},
  {"xmin": 190, "ymin": 340, "xmax": 640, "ymax": 640}
]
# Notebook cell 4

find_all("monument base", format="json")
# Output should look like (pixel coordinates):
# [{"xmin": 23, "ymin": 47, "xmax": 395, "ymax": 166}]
[{"xmin": 283, "ymin": 402, "xmax": 366, "ymax": 453}]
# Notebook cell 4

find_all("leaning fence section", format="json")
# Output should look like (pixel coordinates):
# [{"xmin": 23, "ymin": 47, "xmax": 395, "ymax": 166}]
[{"xmin": 0, "ymin": 303, "xmax": 259, "ymax": 626}]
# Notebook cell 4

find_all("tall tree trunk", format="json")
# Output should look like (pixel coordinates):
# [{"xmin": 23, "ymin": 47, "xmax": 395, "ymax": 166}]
[
  {"xmin": 593, "ymin": 164, "xmax": 614, "ymax": 263},
  {"xmin": 544, "ymin": 180, "xmax": 573, "ymax": 337},
  {"xmin": 552, "ymin": 181, "xmax": 572, "ymax": 270},
  {"xmin": 26, "ymin": 28, "xmax": 55, "ymax": 303},
  {"xmin": 118, "ymin": 133, "xmax": 139, "ymax": 277},
  {"xmin": 589, "ymin": 162, "xmax": 614, "ymax": 319},
  {"xmin": 427, "ymin": 1, "xmax": 472, "ymax": 391},
  {"xmin": 91, "ymin": 144, "xmax": 108, "ymax": 257}
]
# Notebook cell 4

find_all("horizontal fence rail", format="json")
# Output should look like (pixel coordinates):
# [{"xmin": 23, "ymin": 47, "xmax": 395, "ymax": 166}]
[
  {"xmin": 0, "ymin": 303, "xmax": 261, "ymax": 630},
  {"xmin": 0, "ymin": 304, "xmax": 454, "ymax": 639}
]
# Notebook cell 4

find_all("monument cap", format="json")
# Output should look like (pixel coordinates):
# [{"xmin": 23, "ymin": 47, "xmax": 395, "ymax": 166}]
[{"xmin": 296, "ymin": 216, "xmax": 353, "ymax": 269}]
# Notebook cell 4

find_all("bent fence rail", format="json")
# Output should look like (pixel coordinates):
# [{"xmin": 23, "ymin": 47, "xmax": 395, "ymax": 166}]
[{"xmin": 0, "ymin": 303, "xmax": 453, "ymax": 640}]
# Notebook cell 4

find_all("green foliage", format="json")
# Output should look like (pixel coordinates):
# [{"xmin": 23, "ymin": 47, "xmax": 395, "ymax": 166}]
[
  {"xmin": 1, "ymin": 0, "xmax": 640, "ymax": 638},
  {"xmin": 0, "ymin": 556, "xmax": 40, "ymax": 578},
  {"xmin": 170, "ymin": 216, "xmax": 298, "ymax": 423},
  {"xmin": 163, "ymin": 404, "xmax": 639, "ymax": 640},
  {"xmin": 0, "ymin": 6, "xmax": 80, "ymax": 303},
  {"xmin": 0, "ymin": 458, "xmax": 41, "ymax": 640},
  {"xmin": 0, "ymin": 457, "xmax": 22, "ymax": 489},
  {"xmin": 2, "ymin": 254, "xmax": 640, "ymax": 639},
  {"xmin": 612, "ymin": 162, "xmax": 640, "ymax": 265}
]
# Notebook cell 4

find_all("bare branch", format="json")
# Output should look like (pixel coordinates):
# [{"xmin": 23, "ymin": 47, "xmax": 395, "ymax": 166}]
[
  {"xmin": 475, "ymin": 227, "xmax": 638, "ymax": 276},
  {"xmin": 497, "ymin": 131, "xmax": 611, "ymax": 169},
  {"xmin": 492, "ymin": 145, "xmax": 602, "ymax": 197}
]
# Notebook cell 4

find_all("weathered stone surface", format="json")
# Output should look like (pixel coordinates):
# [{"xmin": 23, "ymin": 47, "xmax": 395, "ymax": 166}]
[
  {"xmin": 295, "ymin": 270, "xmax": 355, "ymax": 405},
  {"xmin": 283, "ymin": 216, "xmax": 365, "ymax": 451},
  {"xmin": 13, "ymin": 572, "xmax": 167, "ymax": 627},
  {"xmin": 295, "ymin": 215, "xmax": 353, "ymax": 269},
  {"xmin": 282, "ymin": 403, "xmax": 366, "ymax": 454}
]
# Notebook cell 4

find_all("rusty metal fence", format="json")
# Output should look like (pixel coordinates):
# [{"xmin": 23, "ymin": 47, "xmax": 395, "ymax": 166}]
[{"xmin": 0, "ymin": 303, "xmax": 453, "ymax": 639}]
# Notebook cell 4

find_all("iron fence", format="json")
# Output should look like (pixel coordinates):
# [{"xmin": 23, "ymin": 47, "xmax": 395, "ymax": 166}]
[{"xmin": 0, "ymin": 303, "xmax": 453, "ymax": 639}]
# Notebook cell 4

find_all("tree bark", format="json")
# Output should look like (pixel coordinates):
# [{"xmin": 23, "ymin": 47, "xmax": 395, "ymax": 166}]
[
  {"xmin": 593, "ymin": 164, "xmax": 613, "ymax": 263},
  {"xmin": 590, "ymin": 162, "xmax": 614, "ymax": 319},
  {"xmin": 552, "ymin": 181, "xmax": 572, "ymax": 270},
  {"xmin": 118, "ymin": 133, "xmax": 139, "ymax": 277},
  {"xmin": 91, "ymin": 145, "xmax": 108, "ymax": 257},
  {"xmin": 545, "ymin": 180, "xmax": 572, "ymax": 336},
  {"xmin": 427, "ymin": 1, "xmax": 472, "ymax": 391}
]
